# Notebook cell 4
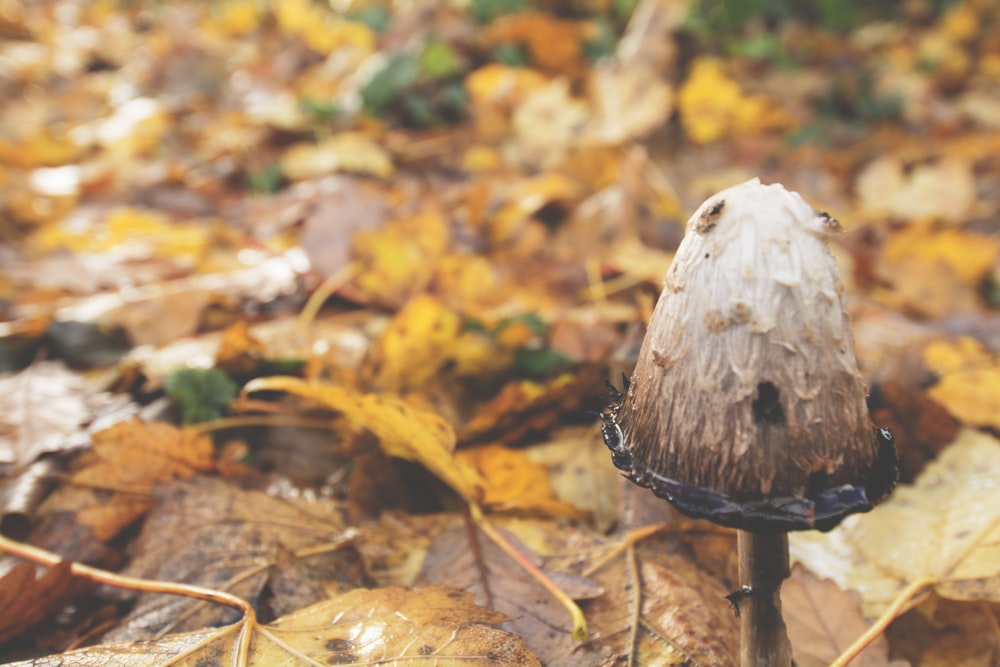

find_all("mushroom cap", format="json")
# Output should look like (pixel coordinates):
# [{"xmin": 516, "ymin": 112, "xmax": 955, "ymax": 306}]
[{"xmin": 609, "ymin": 179, "xmax": 896, "ymax": 532}]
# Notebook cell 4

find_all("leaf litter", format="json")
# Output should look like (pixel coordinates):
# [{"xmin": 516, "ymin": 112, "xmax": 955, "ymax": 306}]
[{"xmin": 1, "ymin": 0, "xmax": 1000, "ymax": 664}]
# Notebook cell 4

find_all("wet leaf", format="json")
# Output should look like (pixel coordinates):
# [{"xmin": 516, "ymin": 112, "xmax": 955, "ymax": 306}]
[
  {"xmin": 9, "ymin": 585, "xmax": 537, "ymax": 666},
  {"xmin": 458, "ymin": 443, "xmax": 589, "ymax": 518},
  {"xmin": 0, "ymin": 361, "xmax": 104, "ymax": 468}
]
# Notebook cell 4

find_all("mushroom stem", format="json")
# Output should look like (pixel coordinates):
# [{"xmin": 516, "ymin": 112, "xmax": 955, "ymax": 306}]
[{"xmin": 737, "ymin": 530, "xmax": 792, "ymax": 667}]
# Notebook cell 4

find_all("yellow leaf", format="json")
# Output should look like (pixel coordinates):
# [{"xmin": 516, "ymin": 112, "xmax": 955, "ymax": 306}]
[
  {"xmin": 466, "ymin": 65, "xmax": 550, "ymax": 140},
  {"xmin": 243, "ymin": 376, "xmax": 484, "ymax": 503},
  {"xmin": 855, "ymin": 156, "xmax": 976, "ymax": 223},
  {"xmin": 677, "ymin": 58, "xmax": 795, "ymax": 144},
  {"xmin": 274, "ymin": 0, "xmax": 374, "ymax": 55},
  {"xmin": 923, "ymin": 337, "xmax": 1000, "ymax": 429},
  {"xmin": 791, "ymin": 429, "xmax": 1000, "ymax": 617},
  {"xmin": 882, "ymin": 224, "xmax": 1000, "ymax": 284},
  {"xmin": 364, "ymin": 294, "xmax": 511, "ymax": 390},
  {"xmin": 32, "ymin": 207, "xmax": 210, "ymax": 264},
  {"xmin": 351, "ymin": 213, "xmax": 451, "ymax": 306},
  {"xmin": 281, "ymin": 133, "xmax": 393, "ymax": 181},
  {"xmin": 458, "ymin": 443, "xmax": 589, "ymax": 519}
]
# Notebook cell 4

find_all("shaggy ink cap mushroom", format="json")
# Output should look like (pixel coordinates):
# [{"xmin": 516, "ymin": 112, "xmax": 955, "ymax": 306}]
[{"xmin": 605, "ymin": 179, "xmax": 897, "ymax": 532}]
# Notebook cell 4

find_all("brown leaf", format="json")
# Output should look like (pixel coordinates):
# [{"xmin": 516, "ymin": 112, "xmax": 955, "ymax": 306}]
[
  {"xmin": 9, "ymin": 585, "xmax": 539, "ymax": 666},
  {"xmin": 0, "ymin": 560, "xmax": 80, "ymax": 644},
  {"xmin": 783, "ymin": 564, "xmax": 902, "ymax": 667},
  {"xmin": 0, "ymin": 361, "xmax": 102, "ymax": 468},
  {"xmin": 60, "ymin": 420, "xmax": 215, "ymax": 541},
  {"xmin": 102, "ymin": 476, "xmax": 360, "ymax": 642},
  {"xmin": 418, "ymin": 519, "xmax": 605, "ymax": 666}
]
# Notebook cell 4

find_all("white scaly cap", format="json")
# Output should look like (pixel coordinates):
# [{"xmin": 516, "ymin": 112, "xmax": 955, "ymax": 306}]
[{"xmin": 605, "ymin": 178, "xmax": 896, "ymax": 531}]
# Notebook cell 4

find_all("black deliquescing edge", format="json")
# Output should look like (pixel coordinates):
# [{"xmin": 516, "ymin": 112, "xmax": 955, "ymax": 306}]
[{"xmin": 606, "ymin": 425, "xmax": 899, "ymax": 533}]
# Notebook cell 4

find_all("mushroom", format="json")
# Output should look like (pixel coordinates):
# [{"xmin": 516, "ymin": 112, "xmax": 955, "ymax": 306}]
[{"xmin": 601, "ymin": 178, "xmax": 897, "ymax": 666}]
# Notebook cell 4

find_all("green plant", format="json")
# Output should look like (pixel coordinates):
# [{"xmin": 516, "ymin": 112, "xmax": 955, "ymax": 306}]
[{"xmin": 165, "ymin": 367, "xmax": 238, "ymax": 423}]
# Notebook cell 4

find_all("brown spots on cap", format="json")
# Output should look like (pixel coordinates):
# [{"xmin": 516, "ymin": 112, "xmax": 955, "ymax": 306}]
[
  {"xmin": 652, "ymin": 349, "xmax": 675, "ymax": 370},
  {"xmin": 696, "ymin": 199, "xmax": 725, "ymax": 233},
  {"xmin": 731, "ymin": 301, "xmax": 752, "ymax": 324},
  {"xmin": 326, "ymin": 638, "xmax": 355, "ymax": 651},
  {"xmin": 704, "ymin": 309, "xmax": 729, "ymax": 332}
]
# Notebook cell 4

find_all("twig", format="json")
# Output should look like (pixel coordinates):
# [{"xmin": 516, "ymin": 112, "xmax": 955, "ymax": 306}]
[
  {"xmin": 0, "ymin": 534, "xmax": 256, "ymax": 665},
  {"xmin": 830, "ymin": 576, "xmax": 935, "ymax": 667},
  {"xmin": 468, "ymin": 502, "xmax": 589, "ymax": 642}
]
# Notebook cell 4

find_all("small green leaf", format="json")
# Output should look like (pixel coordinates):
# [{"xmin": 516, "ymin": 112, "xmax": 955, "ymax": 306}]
[
  {"xmin": 514, "ymin": 347, "xmax": 571, "ymax": 378},
  {"xmin": 494, "ymin": 42, "xmax": 529, "ymax": 67},
  {"xmin": 470, "ymin": 0, "xmax": 528, "ymax": 24},
  {"xmin": 421, "ymin": 39, "xmax": 461, "ymax": 79},
  {"xmin": 361, "ymin": 54, "xmax": 421, "ymax": 116},
  {"xmin": 247, "ymin": 162, "xmax": 283, "ymax": 194},
  {"xmin": 165, "ymin": 367, "xmax": 238, "ymax": 424},
  {"xmin": 299, "ymin": 97, "xmax": 340, "ymax": 123},
  {"xmin": 493, "ymin": 312, "xmax": 547, "ymax": 337},
  {"xmin": 348, "ymin": 5, "xmax": 390, "ymax": 32}
]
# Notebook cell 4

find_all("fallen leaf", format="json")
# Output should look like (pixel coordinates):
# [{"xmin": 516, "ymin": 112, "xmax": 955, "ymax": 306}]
[
  {"xmin": 243, "ymin": 376, "xmax": 484, "ymax": 503},
  {"xmin": 281, "ymin": 133, "xmax": 393, "ymax": 181},
  {"xmin": 677, "ymin": 57, "xmax": 795, "ymax": 144},
  {"xmin": 855, "ymin": 156, "xmax": 977, "ymax": 223},
  {"xmin": 868, "ymin": 382, "xmax": 959, "ymax": 483},
  {"xmin": 465, "ymin": 64, "xmax": 550, "ymax": 140},
  {"xmin": 418, "ymin": 520, "xmax": 603, "ymax": 666},
  {"xmin": 0, "ymin": 361, "xmax": 105, "ymax": 468},
  {"xmin": 0, "ymin": 561, "xmax": 80, "ymax": 644},
  {"xmin": 581, "ymin": 535, "xmax": 740, "ymax": 666},
  {"xmin": 923, "ymin": 337, "xmax": 1000, "ymax": 430},
  {"xmin": 461, "ymin": 370, "xmax": 601, "ymax": 444},
  {"xmin": 791, "ymin": 429, "xmax": 1000, "ymax": 618},
  {"xmin": 873, "ymin": 223, "xmax": 1000, "ymax": 317},
  {"xmin": 9, "ymin": 585, "xmax": 537, "ymax": 666},
  {"xmin": 64, "ymin": 420, "xmax": 215, "ymax": 541},
  {"xmin": 888, "ymin": 596, "xmax": 999, "ymax": 667},
  {"xmin": 458, "ymin": 443, "xmax": 589, "ymax": 519},
  {"xmin": 783, "ymin": 564, "xmax": 906, "ymax": 667},
  {"xmin": 362, "ymin": 294, "xmax": 509, "ymax": 391},
  {"xmin": 486, "ymin": 13, "xmax": 589, "ymax": 77},
  {"xmin": 350, "ymin": 213, "xmax": 451, "ymax": 307},
  {"xmin": 102, "ymin": 476, "xmax": 359, "ymax": 642}
]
